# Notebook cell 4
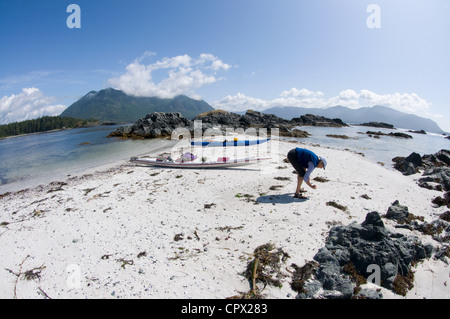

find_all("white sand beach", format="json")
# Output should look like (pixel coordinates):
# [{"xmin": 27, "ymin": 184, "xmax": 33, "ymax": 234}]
[{"xmin": 0, "ymin": 139, "xmax": 448, "ymax": 299}]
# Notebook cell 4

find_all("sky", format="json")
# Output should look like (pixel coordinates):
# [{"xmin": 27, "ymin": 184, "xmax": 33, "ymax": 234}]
[{"xmin": 0, "ymin": 0, "xmax": 449, "ymax": 131}]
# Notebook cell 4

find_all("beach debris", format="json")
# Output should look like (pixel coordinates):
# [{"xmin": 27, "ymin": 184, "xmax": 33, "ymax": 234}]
[
  {"xmin": 0, "ymin": 191, "xmax": 12, "ymax": 200},
  {"xmin": 87, "ymin": 191, "xmax": 111, "ymax": 202},
  {"xmin": 137, "ymin": 251, "xmax": 147, "ymax": 258},
  {"xmin": 5, "ymin": 255, "xmax": 46, "ymax": 299},
  {"xmin": 116, "ymin": 257, "xmax": 134, "ymax": 269},
  {"xmin": 294, "ymin": 211, "xmax": 434, "ymax": 299},
  {"xmin": 102, "ymin": 207, "xmax": 112, "ymax": 213},
  {"xmin": 168, "ymin": 247, "xmax": 204, "ymax": 261},
  {"xmin": 392, "ymin": 269, "xmax": 415, "ymax": 296},
  {"xmin": 326, "ymin": 201, "xmax": 347, "ymax": 212},
  {"xmin": 326, "ymin": 134, "xmax": 355, "ymax": 140},
  {"xmin": 204, "ymin": 203, "xmax": 216, "ymax": 209},
  {"xmin": 47, "ymin": 181, "xmax": 67, "ymax": 193},
  {"xmin": 174, "ymin": 233, "xmax": 184, "ymax": 241},
  {"xmin": 229, "ymin": 243, "xmax": 290, "ymax": 299},
  {"xmin": 313, "ymin": 176, "xmax": 329, "ymax": 183},
  {"xmin": 235, "ymin": 193, "xmax": 255, "ymax": 203},
  {"xmin": 274, "ymin": 176, "xmax": 291, "ymax": 181},
  {"xmin": 82, "ymin": 187, "xmax": 96, "ymax": 196},
  {"xmin": 247, "ymin": 243, "xmax": 290, "ymax": 288},
  {"xmin": 215, "ymin": 225, "xmax": 244, "ymax": 232},
  {"xmin": 269, "ymin": 185, "xmax": 283, "ymax": 191},
  {"xmin": 290, "ymin": 261, "xmax": 319, "ymax": 294}
]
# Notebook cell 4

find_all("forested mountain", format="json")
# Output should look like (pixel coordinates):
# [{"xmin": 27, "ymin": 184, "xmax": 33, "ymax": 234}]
[{"xmin": 61, "ymin": 88, "xmax": 214, "ymax": 123}]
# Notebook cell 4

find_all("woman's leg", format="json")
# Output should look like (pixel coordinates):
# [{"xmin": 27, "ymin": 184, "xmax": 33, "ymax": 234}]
[{"xmin": 295, "ymin": 173, "xmax": 304, "ymax": 195}]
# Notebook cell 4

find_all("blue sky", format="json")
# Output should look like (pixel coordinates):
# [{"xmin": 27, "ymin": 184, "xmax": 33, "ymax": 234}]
[{"xmin": 1, "ymin": 0, "xmax": 449, "ymax": 131}]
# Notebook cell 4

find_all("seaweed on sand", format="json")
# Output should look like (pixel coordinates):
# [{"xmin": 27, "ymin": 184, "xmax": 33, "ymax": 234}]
[
  {"xmin": 228, "ymin": 243, "xmax": 290, "ymax": 299},
  {"xmin": 290, "ymin": 261, "xmax": 319, "ymax": 293},
  {"xmin": 326, "ymin": 201, "xmax": 347, "ymax": 212}
]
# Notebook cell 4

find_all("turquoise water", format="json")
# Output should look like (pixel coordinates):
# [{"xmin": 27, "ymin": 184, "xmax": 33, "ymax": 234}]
[
  {"xmin": 0, "ymin": 126, "xmax": 175, "ymax": 192},
  {"xmin": 0, "ymin": 124, "xmax": 448, "ymax": 193}
]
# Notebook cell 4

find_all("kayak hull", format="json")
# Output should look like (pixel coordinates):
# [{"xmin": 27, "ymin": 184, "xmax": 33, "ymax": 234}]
[{"xmin": 130, "ymin": 157, "xmax": 271, "ymax": 169}]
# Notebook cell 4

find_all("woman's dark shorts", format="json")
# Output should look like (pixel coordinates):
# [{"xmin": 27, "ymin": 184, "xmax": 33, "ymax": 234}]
[{"xmin": 287, "ymin": 149, "xmax": 306, "ymax": 177}]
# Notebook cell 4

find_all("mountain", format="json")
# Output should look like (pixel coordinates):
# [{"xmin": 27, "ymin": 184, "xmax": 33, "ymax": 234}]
[
  {"xmin": 263, "ymin": 105, "xmax": 444, "ymax": 133},
  {"xmin": 61, "ymin": 88, "xmax": 214, "ymax": 123}
]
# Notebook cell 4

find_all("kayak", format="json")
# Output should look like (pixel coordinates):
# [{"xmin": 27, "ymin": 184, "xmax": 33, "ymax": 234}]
[
  {"xmin": 130, "ymin": 156, "xmax": 271, "ymax": 169},
  {"xmin": 190, "ymin": 138, "xmax": 270, "ymax": 147}
]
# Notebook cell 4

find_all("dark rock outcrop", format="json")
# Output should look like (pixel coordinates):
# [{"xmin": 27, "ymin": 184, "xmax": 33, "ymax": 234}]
[
  {"xmin": 393, "ymin": 149, "xmax": 450, "ymax": 176},
  {"xmin": 385, "ymin": 200, "xmax": 410, "ymax": 221},
  {"xmin": 366, "ymin": 131, "xmax": 413, "ymax": 139},
  {"xmin": 108, "ymin": 109, "xmax": 346, "ymax": 139},
  {"xmin": 108, "ymin": 112, "xmax": 193, "ymax": 139},
  {"xmin": 384, "ymin": 201, "xmax": 450, "ymax": 246},
  {"xmin": 291, "ymin": 114, "xmax": 348, "ymax": 127},
  {"xmin": 393, "ymin": 150, "xmax": 450, "ymax": 208},
  {"xmin": 408, "ymin": 129, "xmax": 427, "ymax": 135},
  {"xmin": 295, "ymin": 211, "xmax": 434, "ymax": 299},
  {"xmin": 360, "ymin": 122, "xmax": 395, "ymax": 129}
]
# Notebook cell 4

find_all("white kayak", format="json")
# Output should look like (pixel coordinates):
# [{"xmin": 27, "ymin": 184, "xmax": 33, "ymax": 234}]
[{"xmin": 130, "ymin": 156, "xmax": 271, "ymax": 169}]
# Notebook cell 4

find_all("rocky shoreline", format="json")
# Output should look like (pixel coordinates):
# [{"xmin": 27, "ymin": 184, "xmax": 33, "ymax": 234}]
[
  {"xmin": 392, "ymin": 149, "xmax": 450, "ymax": 209},
  {"xmin": 107, "ymin": 110, "xmax": 347, "ymax": 139},
  {"xmin": 293, "ymin": 203, "xmax": 449, "ymax": 299}
]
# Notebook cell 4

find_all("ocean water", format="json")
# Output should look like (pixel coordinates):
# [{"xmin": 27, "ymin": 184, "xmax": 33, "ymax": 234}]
[
  {"xmin": 0, "ymin": 124, "xmax": 448, "ymax": 193},
  {"xmin": 289, "ymin": 125, "xmax": 449, "ymax": 167},
  {"xmin": 0, "ymin": 126, "xmax": 176, "ymax": 193}
]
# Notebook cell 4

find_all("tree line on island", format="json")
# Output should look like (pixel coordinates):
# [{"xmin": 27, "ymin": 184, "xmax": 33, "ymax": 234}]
[{"xmin": 0, "ymin": 116, "xmax": 97, "ymax": 138}]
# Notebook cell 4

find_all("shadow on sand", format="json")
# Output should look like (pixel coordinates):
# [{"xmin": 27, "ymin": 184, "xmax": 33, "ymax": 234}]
[{"xmin": 256, "ymin": 193, "xmax": 309, "ymax": 204}]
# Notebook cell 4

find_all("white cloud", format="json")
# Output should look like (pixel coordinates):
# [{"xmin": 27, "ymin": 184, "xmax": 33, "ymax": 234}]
[
  {"xmin": 108, "ymin": 53, "xmax": 231, "ymax": 99},
  {"xmin": 280, "ymin": 88, "xmax": 324, "ymax": 98},
  {"xmin": 0, "ymin": 88, "xmax": 66, "ymax": 125},
  {"xmin": 212, "ymin": 88, "xmax": 436, "ymax": 118}
]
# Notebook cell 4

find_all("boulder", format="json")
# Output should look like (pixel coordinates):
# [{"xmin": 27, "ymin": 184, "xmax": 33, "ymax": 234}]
[
  {"xmin": 296, "ymin": 211, "xmax": 433, "ymax": 299},
  {"xmin": 291, "ymin": 114, "xmax": 348, "ymax": 127},
  {"xmin": 360, "ymin": 122, "xmax": 395, "ymax": 129},
  {"xmin": 385, "ymin": 200, "xmax": 409, "ymax": 221},
  {"xmin": 108, "ymin": 112, "xmax": 193, "ymax": 139}
]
